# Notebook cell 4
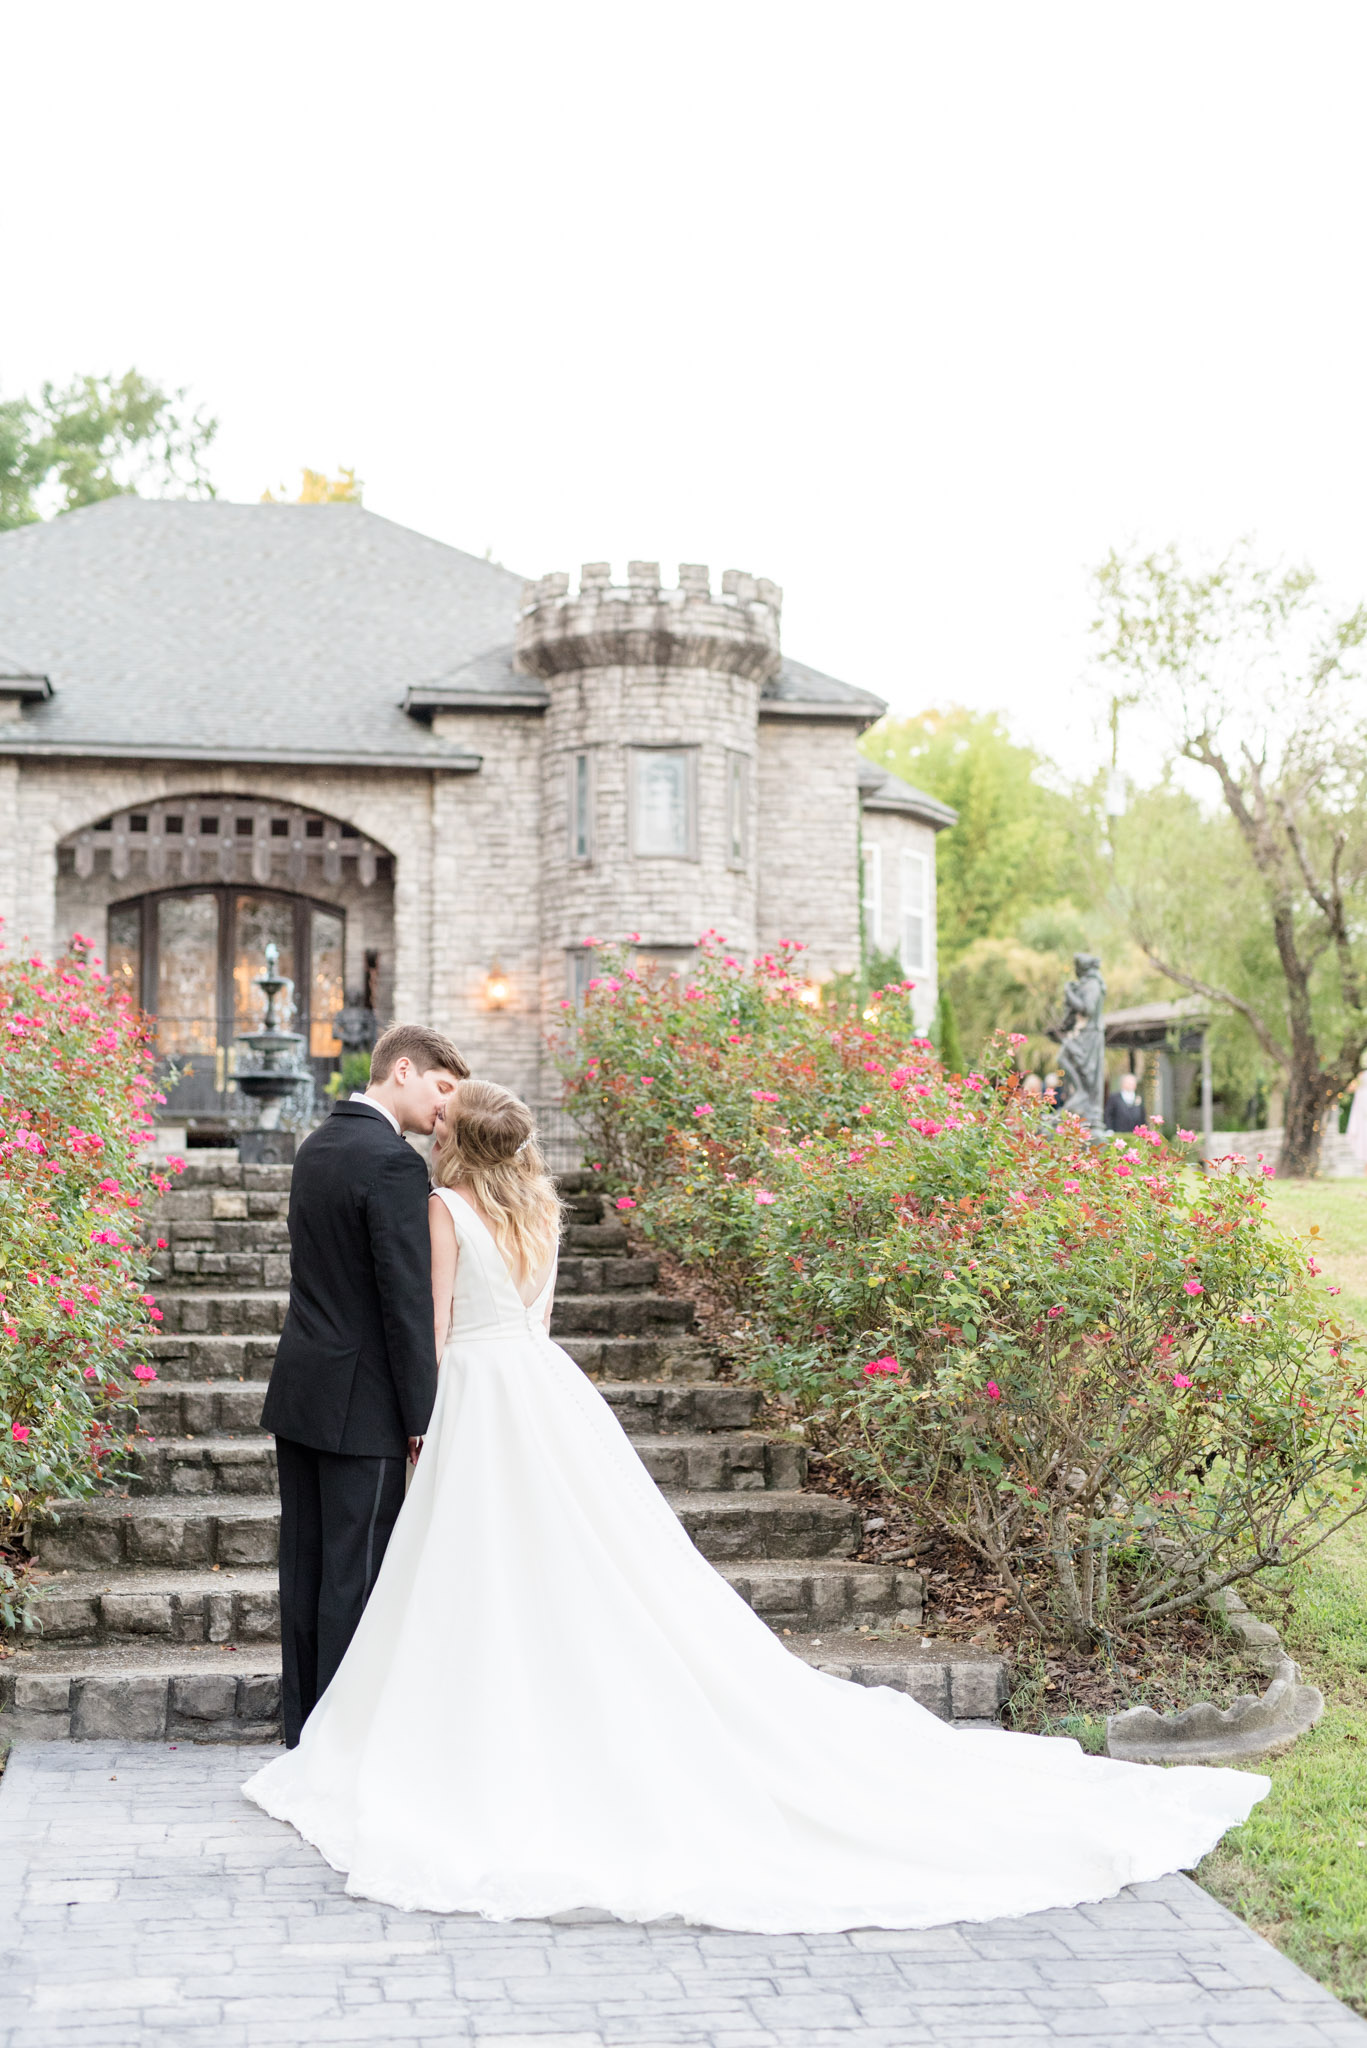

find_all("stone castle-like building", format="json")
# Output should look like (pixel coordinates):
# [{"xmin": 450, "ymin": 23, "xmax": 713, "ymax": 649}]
[{"xmin": 0, "ymin": 499, "xmax": 953, "ymax": 1127}]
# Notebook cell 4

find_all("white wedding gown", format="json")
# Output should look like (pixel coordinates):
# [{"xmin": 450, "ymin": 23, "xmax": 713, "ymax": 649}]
[{"xmin": 243, "ymin": 1190, "xmax": 1268, "ymax": 1932}]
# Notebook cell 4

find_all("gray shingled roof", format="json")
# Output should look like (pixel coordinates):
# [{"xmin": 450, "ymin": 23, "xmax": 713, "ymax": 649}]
[
  {"xmin": 0, "ymin": 498, "xmax": 525, "ymax": 764},
  {"xmin": 0, "ymin": 499, "xmax": 884, "ymax": 762},
  {"xmin": 857, "ymin": 755, "xmax": 958, "ymax": 831},
  {"xmin": 762, "ymin": 654, "xmax": 884, "ymax": 719}
]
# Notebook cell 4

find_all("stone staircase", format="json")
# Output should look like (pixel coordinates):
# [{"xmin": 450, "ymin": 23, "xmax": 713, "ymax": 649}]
[{"xmin": 0, "ymin": 1158, "xmax": 1008, "ymax": 1741}]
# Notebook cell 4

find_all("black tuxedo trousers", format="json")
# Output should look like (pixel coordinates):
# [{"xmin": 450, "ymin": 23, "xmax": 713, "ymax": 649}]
[{"xmin": 263, "ymin": 1101, "xmax": 438, "ymax": 1746}]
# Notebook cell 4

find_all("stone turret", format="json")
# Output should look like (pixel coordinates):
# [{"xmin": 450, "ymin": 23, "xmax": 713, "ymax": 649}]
[
  {"xmin": 529, "ymin": 563, "xmax": 780, "ymax": 1015},
  {"xmin": 516, "ymin": 562, "xmax": 782, "ymax": 682}
]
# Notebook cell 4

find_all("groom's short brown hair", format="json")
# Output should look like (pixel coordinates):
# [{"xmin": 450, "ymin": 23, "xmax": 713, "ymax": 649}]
[{"xmin": 368, "ymin": 1024, "xmax": 470, "ymax": 1084}]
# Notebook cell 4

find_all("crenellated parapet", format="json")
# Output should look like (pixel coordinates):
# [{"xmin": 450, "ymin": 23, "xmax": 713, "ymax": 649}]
[{"xmin": 516, "ymin": 562, "xmax": 782, "ymax": 682}]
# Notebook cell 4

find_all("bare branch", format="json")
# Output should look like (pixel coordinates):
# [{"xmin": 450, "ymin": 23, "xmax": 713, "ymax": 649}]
[{"xmin": 1138, "ymin": 946, "xmax": 1290, "ymax": 1068}]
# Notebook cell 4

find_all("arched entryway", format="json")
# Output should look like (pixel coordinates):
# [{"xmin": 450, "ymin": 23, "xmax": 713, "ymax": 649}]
[{"xmin": 57, "ymin": 795, "xmax": 395, "ymax": 1122}]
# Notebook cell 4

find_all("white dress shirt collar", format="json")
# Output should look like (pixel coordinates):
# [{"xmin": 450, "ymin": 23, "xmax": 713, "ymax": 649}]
[{"xmin": 351, "ymin": 1090, "xmax": 401, "ymax": 1136}]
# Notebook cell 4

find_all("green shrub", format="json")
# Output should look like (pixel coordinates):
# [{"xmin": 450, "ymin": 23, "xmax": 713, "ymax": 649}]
[
  {"xmin": 560, "ymin": 939, "xmax": 1367, "ymax": 1646},
  {"xmin": 0, "ymin": 934, "xmax": 177, "ymax": 1628}
]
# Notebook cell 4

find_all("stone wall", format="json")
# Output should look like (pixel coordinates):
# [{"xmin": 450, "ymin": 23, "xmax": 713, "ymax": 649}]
[
  {"xmin": 538, "ymin": 664, "xmax": 761, "ymax": 995},
  {"xmin": 755, "ymin": 722, "xmax": 862, "ymax": 982},
  {"xmin": 4, "ymin": 760, "xmax": 438, "ymax": 1024},
  {"xmin": 429, "ymin": 711, "xmax": 545, "ymax": 1101}
]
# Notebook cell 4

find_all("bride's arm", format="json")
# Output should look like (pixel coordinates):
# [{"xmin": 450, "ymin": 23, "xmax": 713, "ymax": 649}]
[{"xmin": 429, "ymin": 1194, "xmax": 458, "ymax": 1359}]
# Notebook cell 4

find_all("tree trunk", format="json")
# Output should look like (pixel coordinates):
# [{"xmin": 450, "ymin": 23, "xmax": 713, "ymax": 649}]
[{"xmin": 1279, "ymin": 1057, "xmax": 1329, "ymax": 1177}]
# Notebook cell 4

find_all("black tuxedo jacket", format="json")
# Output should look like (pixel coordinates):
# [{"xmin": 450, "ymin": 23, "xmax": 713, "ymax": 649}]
[
  {"xmin": 262, "ymin": 1100, "xmax": 437, "ymax": 1458},
  {"xmin": 1104, "ymin": 1090, "xmax": 1147, "ymax": 1134}
]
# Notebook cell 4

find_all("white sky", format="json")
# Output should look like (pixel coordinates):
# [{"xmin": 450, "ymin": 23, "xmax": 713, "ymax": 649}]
[{"xmin": 4, "ymin": 0, "xmax": 1366, "ymax": 777}]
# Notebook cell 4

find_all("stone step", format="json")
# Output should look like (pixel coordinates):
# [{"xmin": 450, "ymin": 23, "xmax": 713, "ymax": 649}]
[
  {"xmin": 129, "ymin": 1437, "xmax": 277, "ymax": 1497},
  {"xmin": 33, "ymin": 1487, "xmax": 857, "ymax": 1572},
  {"xmin": 151, "ymin": 1239, "xmax": 658, "ymax": 1297},
  {"xmin": 145, "ymin": 1331, "xmax": 277, "ymax": 1380},
  {"xmin": 634, "ymin": 1432, "xmax": 806, "ymax": 1491},
  {"xmin": 154, "ymin": 1290, "xmax": 289, "ymax": 1336},
  {"xmin": 556, "ymin": 1255, "xmax": 658, "ymax": 1294},
  {"xmin": 563, "ymin": 1222, "xmax": 629, "ymax": 1254},
  {"xmin": 0, "ymin": 1628, "xmax": 1001, "ymax": 1744},
  {"xmin": 0, "ymin": 1642, "xmax": 282, "ymax": 1742},
  {"xmin": 130, "ymin": 1380, "xmax": 269, "ymax": 1436},
  {"xmin": 122, "ymin": 1427, "xmax": 803, "ymax": 1498},
  {"xmin": 155, "ymin": 1158, "xmax": 292, "ymax": 1194},
  {"xmin": 559, "ymin": 1334, "xmax": 716, "ymax": 1382},
  {"xmin": 24, "ymin": 1567, "xmax": 282, "ymax": 1646},
  {"xmin": 23, "ymin": 1559, "xmax": 925, "ymax": 1651},
  {"xmin": 598, "ymin": 1382, "xmax": 760, "ymax": 1431},
  {"xmin": 667, "ymin": 1491, "xmax": 859, "ymax": 1562},
  {"xmin": 788, "ymin": 1632, "xmax": 1011, "ymax": 1725},
  {"xmin": 550, "ymin": 1292, "xmax": 693, "ymax": 1337},
  {"xmin": 153, "ymin": 1248, "xmax": 291, "ymax": 1289},
  {"xmin": 135, "ymin": 1374, "xmax": 759, "ymax": 1440},
  {"xmin": 725, "ymin": 1561, "xmax": 925, "ymax": 1634},
  {"xmin": 30, "ymin": 1497, "xmax": 281, "ymax": 1572}
]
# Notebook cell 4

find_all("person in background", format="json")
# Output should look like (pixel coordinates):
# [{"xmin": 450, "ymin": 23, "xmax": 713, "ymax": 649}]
[{"xmin": 1104, "ymin": 1070, "xmax": 1147, "ymax": 1133}]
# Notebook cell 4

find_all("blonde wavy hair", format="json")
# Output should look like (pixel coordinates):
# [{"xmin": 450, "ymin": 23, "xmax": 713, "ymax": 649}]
[{"xmin": 432, "ymin": 1080, "xmax": 562, "ymax": 1281}]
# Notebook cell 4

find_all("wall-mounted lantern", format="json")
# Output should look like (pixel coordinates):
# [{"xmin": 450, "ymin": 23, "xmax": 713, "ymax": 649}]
[{"xmin": 484, "ymin": 962, "xmax": 512, "ymax": 1010}]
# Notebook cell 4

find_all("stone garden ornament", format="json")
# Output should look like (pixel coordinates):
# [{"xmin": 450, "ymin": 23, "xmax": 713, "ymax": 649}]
[{"xmin": 1057, "ymin": 951, "xmax": 1108, "ymax": 1140}]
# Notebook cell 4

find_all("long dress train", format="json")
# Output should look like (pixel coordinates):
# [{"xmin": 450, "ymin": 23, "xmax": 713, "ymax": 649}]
[{"xmin": 243, "ymin": 1189, "xmax": 1267, "ymax": 1933}]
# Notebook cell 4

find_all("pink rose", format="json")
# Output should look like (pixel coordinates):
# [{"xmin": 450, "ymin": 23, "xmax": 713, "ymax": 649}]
[
  {"xmin": 985, "ymin": 1381, "xmax": 1002, "ymax": 1401},
  {"xmin": 1062, "ymin": 1179, "xmax": 1080, "ymax": 1194},
  {"xmin": 1171, "ymin": 1374, "xmax": 1193, "ymax": 1389},
  {"xmin": 614, "ymin": 1197, "xmax": 637, "ymax": 1211},
  {"xmin": 1183, "ymin": 1280, "xmax": 1204, "ymax": 1296},
  {"xmin": 83, "ymin": 1365, "xmax": 98, "ymax": 1379},
  {"xmin": 693, "ymin": 1104, "xmax": 714, "ymax": 1117},
  {"xmin": 1047, "ymin": 1305, "xmax": 1064, "ymax": 1319},
  {"xmin": 754, "ymin": 1190, "xmax": 776, "ymax": 1205},
  {"xmin": 863, "ymin": 1355, "xmax": 900, "ymax": 1377},
  {"xmin": 11, "ymin": 1423, "xmax": 30, "ymax": 1443},
  {"xmin": 132, "ymin": 1365, "xmax": 158, "ymax": 1383}
]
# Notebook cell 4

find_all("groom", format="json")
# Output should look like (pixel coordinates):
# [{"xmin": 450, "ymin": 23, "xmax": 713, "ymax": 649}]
[{"xmin": 263, "ymin": 1022, "xmax": 469, "ymax": 1747}]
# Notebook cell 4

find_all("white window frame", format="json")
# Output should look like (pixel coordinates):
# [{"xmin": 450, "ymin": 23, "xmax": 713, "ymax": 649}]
[
  {"xmin": 566, "ymin": 948, "xmax": 597, "ymax": 1007},
  {"xmin": 726, "ymin": 750, "xmax": 748, "ymax": 868},
  {"xmin": 861, "ymin": 842, "xmax": 882, "ymax": 948},
  {"xmin": 568, "ymin": 750, "xmax": 594, "ymax": 862},
  {"xmin": 628, "ymin": 745, "xmax": 697, "ymax": 861},
  {"xmin": 900, "ymin": 848, "xmax": 929, "ymax": 973}
]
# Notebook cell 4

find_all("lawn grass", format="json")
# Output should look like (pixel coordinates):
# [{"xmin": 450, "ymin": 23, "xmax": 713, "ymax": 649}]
[{"xmin": 1197, "ymin": 1175, "xmax": 1367, "ymax": 2014}]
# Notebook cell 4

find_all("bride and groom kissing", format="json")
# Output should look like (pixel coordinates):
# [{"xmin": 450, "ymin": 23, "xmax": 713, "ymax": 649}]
[{"xmin": 244, "ymin": 1025, "xmax": 1267, "ymax": 1932}]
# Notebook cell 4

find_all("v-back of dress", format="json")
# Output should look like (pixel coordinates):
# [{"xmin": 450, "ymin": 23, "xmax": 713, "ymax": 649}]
[{"xmin": 244, "ymin": 1192, "xmax": 1265, "ymax": 1931}]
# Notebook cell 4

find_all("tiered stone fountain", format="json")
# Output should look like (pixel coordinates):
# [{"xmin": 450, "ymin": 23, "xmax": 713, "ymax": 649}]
[{"xmin": 234, "ymin": 943, "xmax": 309, "ymax": 1163}]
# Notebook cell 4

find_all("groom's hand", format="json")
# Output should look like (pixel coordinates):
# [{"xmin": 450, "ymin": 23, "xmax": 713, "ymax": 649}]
[{"xmin": 408, "ymin": 1435, "xmax": 423, "ymax": 1465}]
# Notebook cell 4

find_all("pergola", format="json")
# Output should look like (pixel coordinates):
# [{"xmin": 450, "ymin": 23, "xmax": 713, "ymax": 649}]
[{"xmin": 1102, "ymin": 995, "xmax": 1213, "ymax": 1150}]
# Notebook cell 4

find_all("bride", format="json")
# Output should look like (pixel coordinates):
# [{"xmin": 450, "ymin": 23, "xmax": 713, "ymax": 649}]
[{"xmin": 244, "ymin": 1080, "xmax": 1267, "ymax": 1933}]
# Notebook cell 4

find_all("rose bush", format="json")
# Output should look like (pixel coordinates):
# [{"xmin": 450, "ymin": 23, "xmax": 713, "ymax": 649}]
[
  {"xmin": 560, "ymin": 938, "xmax": 1367, "ymax": 1646},
  {"xmin": 0, "ymin": 934, "xmax": 178, "ymax": 1628}
]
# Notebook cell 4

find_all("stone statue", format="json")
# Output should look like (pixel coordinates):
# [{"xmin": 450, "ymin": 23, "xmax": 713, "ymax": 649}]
[{"xmin": 1056, "ymin": 952, "xmax": 1107, "ymax": 1139}]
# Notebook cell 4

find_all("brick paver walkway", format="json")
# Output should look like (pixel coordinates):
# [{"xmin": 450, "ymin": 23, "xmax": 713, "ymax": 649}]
[{"xmin": 1, "ymin": 1743, "xmax": 1363, "ymax": 2047}]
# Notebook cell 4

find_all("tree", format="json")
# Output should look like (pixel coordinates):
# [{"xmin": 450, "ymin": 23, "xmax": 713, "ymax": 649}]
[
  {"xmin": 261, "ymin": 467, "xmax": 362, "ymax": 504},
  {"xmin": 1094, "ymin": 540, "xmax": 1367, "ymax": 1176},
  {"xmin": 861, "ymin": 708, "xmax": 1088, "ymax": 965},
  {"xmin": 0, "ymin": 371, "xmax": 217, "ymax": 529}
]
